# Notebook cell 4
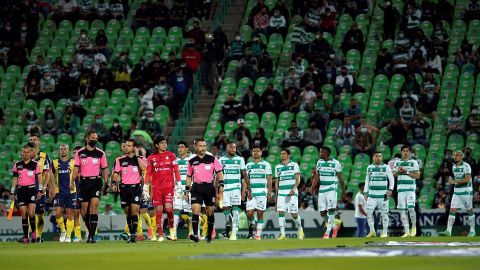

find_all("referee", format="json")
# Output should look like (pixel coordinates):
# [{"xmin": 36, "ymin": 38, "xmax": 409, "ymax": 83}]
[
  {"xmin": 70, "ymin": 131, "xmax": 109, "ymax": 243},
  {"xmin": 184, "ymin": 139, "xmax": 224, "ymax": 243}
]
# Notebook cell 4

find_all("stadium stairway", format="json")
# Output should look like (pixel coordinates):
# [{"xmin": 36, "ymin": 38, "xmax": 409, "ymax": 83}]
[{"xmin": 168, "ymin": 0, "xmax": 248, "ymax": 145}]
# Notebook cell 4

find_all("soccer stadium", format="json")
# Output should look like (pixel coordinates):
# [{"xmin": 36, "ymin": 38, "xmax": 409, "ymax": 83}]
[{"xmin": 0, "ymin": 0, "xmax": 479, "ymax": 269}]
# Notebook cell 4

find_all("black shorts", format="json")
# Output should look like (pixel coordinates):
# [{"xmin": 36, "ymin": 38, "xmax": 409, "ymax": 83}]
[
  {"xmin": 78, "ymin": 178, "xmax": 103, "ymax": 202},
  {"xmin": 190, "ymin": 182, "xmax": 216, "ymax": 207},
  {"xmin": 120, "ymin": 184, "xmax": 142, "ymax": 208},
  {"xmin": 16, "ymin": 185, "xmax": 38, "ymax": 207}
]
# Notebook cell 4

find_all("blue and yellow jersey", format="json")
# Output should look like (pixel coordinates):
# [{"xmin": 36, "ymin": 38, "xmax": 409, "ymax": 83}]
[
  {"xmin": 52, "ymin": 159, "xmax": 76, "ymax": 194},
  {"xmin": 35, "ymin": 151, "xmax": 51, "ymax": 173}
]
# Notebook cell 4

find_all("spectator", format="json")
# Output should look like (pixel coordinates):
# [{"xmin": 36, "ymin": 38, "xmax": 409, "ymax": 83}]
[
  {"xmin": 24, "ymin": 75, "xmax": 41, "ymax": 101},
  {"xmin": 124, "ymin": 119, "xmax": 137, "ymax": 140},
  {"xmin": 386, "ymin": 117, "xmax": 408, "ymax": 148},
  {"xmin": 463, "ymin": 148, "xmax": 478, "ymax": 178},
  {"xmin": 391, "ymin": 44, "xmax": 410, "ymax": 74},
  {"xmin": 299, "ymin": 84, "xmax": 316, "ymax": 112},
  {"xmin": 23, "ymin": 109, "xmax": 39, "ymax": 134},
  {"xmin": 329, "ymin": 94, "xmax": 345, "ymax": 121},
  {"xmin": 273, "ymin": 0, "xmax": 290, "ymax": 21},
  {"xmin": 409, "ymin": 114, "xmax": 430, "ymax": 147},
  {"xmin": 41, "ymin": 106, "xmax": 57, "ymax": 136},
  {"xmin": 303, "ymin": 121, "xmax": 323, "ymax": 148},
  {"xmin": 447, "ymin": 106, "xmax": 465, "ymax": 138},
  {"xmin": 234, "ymin": 132, "xmax": 250, "ymax": 158},
  {"xmin": 210, "ymin": 144, "xmax": 222, "ymax": 159},
  {"xmin": 356, "ymin": 116, "xmax": 378, "ymax": 136},
  {"xmin": 95, "ymin": 0, "xmax": 112, "ymax": 22},
  {"xmin": 291, "ymin": 23, "xmax": 310, "ymax": 53},
  {"xmin": 242, "ymin": 86, "xmax": 261, "ymax": 114},
  {"xmin": 402, "ymin": 73, "xmax": 421, "ymax": 98},
  {"xmin": 320, "ymin": 8, "xmax": 337, "ymax": 35},
  {"xmin": 227, "ymin": 33, "xmax": 245, "ymax": 62},
  {"xmin": 341, "ymin": 22, "xmax": 365, "ymax": 55},
  {"xmin": 19, "ymin": 21, "xmax": 37, "ymax": 50},
  {"xmin": 376, "ymin": 48, "xmax": 393, "ymax": 76},
  {"xmin": 109, "ymin": 0, "xmax": 124, "ymax": 20},
  {"xmin": 233, "ymin": 118, "xmax": 253, "ymax": 142},
  {"xmin": 352, "ymin": 126, "xmax": 375, "ymax": 157},
  {"xmin": 253, "ymin": 7, "xmax": 269, "ymax": 36},
  {"xmin": 169, "ymin": 66, "xmax": 192, "ymax": 119},
  {"xmin": 7, "ymin": 41, "xmax": 28, "ymax": 67},
  {"xmin": 434, "ymin": 163, "xmax": 452, "ymax": 195},
  {"xmin": 335, "ymin": 66, "xmax": 354, "ymax": 94},
  {"xmin": 139, "ymin": 111, "xmax": 162, "ymax": 139},
  {"xmin": 114, "ymin": 63, "xmax": 131, "ymax": 90},
  {"xmin": 109, "ymin": 118, "xmax": 123, "ymax": 143},
  {"xmin": 464, "ymin": 0, "xmax": 480, "ymax": 24},
  {"xmin": 133, "ymin": 2, "xmax": 150, "ymax": 29},
  {"xmin": 57, "ymin": 106, "xmax": 79, "ymax": 136},
  {"xmin": 398, "ymin": 98, "xmax": 415, "ymax": 124},
  {"xmin": 284, "ymin": 87, "xmax": 301, "ymax": 113},
  {"xmin": 139, "ymin": 85, "xmax": 154, "ymax": 119},
  {"xmin": 76, "ymin": 29, "xmax": 93, "ymax": 51},
  {"xmin": 308, "ymin": 109, "xmax": 327, "ymax": 137},
  {"xmin": 268, "ymin": 8, "xmax": 287, "ymax": 38},
  {"xmin": 222, "ymin": 93, "xmax": 243, "ymax": 125},
  {"xmin": 422, "ymin": 0, "xmax": 436, "ymax": 22},
  {"xmin": 303, "ymin": 1, "xmax": 322, "ymax": 33},
  {"xmin": 381, "ymin": 1, "xmax": 400, "ymax": 40},
  {"xmin": 436, "ymin": 0, "xmax": 454, "ymax": 24},
  {"xmin": 345, "ymin": 98, "xmax": 362, "ymax": 127},
  {"xmin": 186, "ymin": 21, "xmax": 206, "ymax": 48},
  {"xmin": 237, "ymin": 51, "xmax": 259, "ymax": 81},
  {"xmin": 182, "ymin": 43, "xmax": 202, "ymax": 73},
  {"xmin": 260, "ymin": 83, "xmax": 284, "ymax": 115},
  {"xmin": 474, "ymin": 185, "xmax": 480, "ymax": 208},
  {"xmin": 355, "ymin": 182, "xmax": 367, "ymax": 237},
  {"xmin": 214, "ymin": 130, "xmax": 229, "ymax": 152},
  {"xmin": 89, "ymin": 114, "xmax": 109, "ymax": 146},
  {"xmin": 425, "ymin": 50, "xmax": 442, "ymax": 74},
  {"xmin": 111, "ymin": 51, "xmax": 133, "ymax": 71},
  {"xmin": 311, "ymin": 32, "xmax": 332, "ymax": 61},
  {"xmin": 79, "ymin": 0, "xmax": 96, "ymax": 21},
  {"xmin": 283, "ymin": 120, "xmax": 304, "ymax": 148},
  {"xmin": 466, "ymin": 105, "xmax": 480, "ymax": 135},
  {"xmin": 405, "ymin": 3, "xmax": 422, "ymax": 37},
  {"xmin": 417, "ymin": 77, "xmax": 440, "ymax": 120},
  {"xmin": 335, "ymin": 116, "xmax": 356, "ymax": 150},
  {"xmin": 94, "ymin": 62, "xmax": 114, "ymax": 91},
  {"xmin": 94, "ymin": 29, "xmax": 111, "ymax": 60},
  {"xmin": 290, "ymin": 55, "xmax": 305, "ymax": 79},
  {"xmin": 40, "ymin": 70, "xmax": 56, "ymax": 100},
  {"xmin": 104, "ymin": 204, "xmax": 117, "ymax": 216},
  {"xmin": 342, "ymin": 191, "xmax": 355, "ymax": 210},
  {"xmin": 251, "ymin": 128, "xmax": 269, "ymax": 152},
  {"xmin": 0, "ymin": 21, "xmax": 17, "ymax": 48},
  {"xmin": 213, "ymin": 26, "xmax": 229, "ymax": 77},
  {"xmin": 432, "ymin": 188, "xmax": 448, "ymax": 209}
]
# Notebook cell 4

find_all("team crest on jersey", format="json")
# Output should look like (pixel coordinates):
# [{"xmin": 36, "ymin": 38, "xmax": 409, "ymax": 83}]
[
  {"xmin": 82, "ymin": 159, "xmax": 87, "ymax": 165},
  {"xmin": 96, "ymin": 191, "xmax": 99, "ymax": 196},
  {"xmin": 31, "ymin": 196, "xmax": 35, "ymax": 200},
  {"xmin": 121, "ymin": 162, "xmax": 129, "ymax": 166},
  {"xmin": 135, "ymin": 196, "xmax": 139, "ymax": 201},
  {"xmin": 165, "ymin": 156, "xmax": 169, "ymax": 160}
]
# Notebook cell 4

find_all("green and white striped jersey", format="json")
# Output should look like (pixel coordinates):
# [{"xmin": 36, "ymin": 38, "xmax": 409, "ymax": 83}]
[
  {"xmin": 365, "ymin": 163, "xmax": 394, "ymax": 199},
  {"xmin": 219, "ymin": 155, "xmax": 246, "ymax": 192},
  {"xmin": 452, "ymin": 161, "xmax": 472, "ymax": 196},
  {"xmin": 274, "ymin": 161, "xmax": 300, "ymax": 197},
  {"xmin": 176, "ymin": 154, "xmax": 192, "ymax": 189},
  {"xmin": 393, "ymin": 159, "xmax": 419, "ymax": 193},
  {"xmin": 315, "ymin": 158, "xmax": 342, "ymax": 193},
  {"xmin": 246, "ymin": 160, "xmax": 272, "ymax": 197}
]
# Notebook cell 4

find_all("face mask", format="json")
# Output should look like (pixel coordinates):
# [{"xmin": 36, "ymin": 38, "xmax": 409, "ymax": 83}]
[
  {"xmin": 402, "ymin": 94, "xmax": 408, "ymax": 99},
  {"xmin": 96, "ymin": 119, "xmax": 101, "ymax": 123},
  {"xmin": 22, "ymin": 26, "xmax": 27, "ymax": 31},
  {"xmin": 148, "ymin": 117, "xmax": 154, "ymax": 122},
  {"xmin": 453, "ymin": 110, "xmax": 458, "ymax": 115},
  {"xmin": 81, "ymin": 34, "xmax": 87, "ymax": 38},
  {"xmin": 414, "ymin": 42, "xmax": 420, "ymax": 47},
  {"xmin": 427, "ymin": 92, "xmax": 434, "ymax": 99},
  {"xmin": 113, "ymin": 123, "xmax": 119, "ymax": 127},
  {"xmin": 5, "ymin": 26, "xmax": 11, "ymax": 31},
  {"xmin": 329, "ymin": 54, "xmax": 335, "ymax": 58},
  {"xmin": 399, "ymin": 34, "xmax": 404, "ymax": 38},
  {"xmin": 235, "ymin": 36, "xmax": 241, "ymax": 41},
  {"xmin": 472, "ymin": 109, "xmax": 478, "ymax": 115},
  {"xmin": 88, "ymin": 140, "xmax": 97, "ymax": 147},
  {"xmin": 361, "ymin": 127, "xmax": 367, "ymax": 134}
]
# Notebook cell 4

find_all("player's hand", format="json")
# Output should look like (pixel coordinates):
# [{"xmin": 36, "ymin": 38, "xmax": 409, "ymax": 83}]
[
  {"xmin": 448, "ymin": 179, "xmax": 455, "ymax": 185},
  {"xmin": 48, "ymin": 188, "xmax": 55, "ymax": 200},
  {"xmin": 247, "ymin": 190, "xmax": 252, "ymax": 201},
  {"xmin": 267, "ymin": 194, "xmax": 272, "ymax": 203},
  {"xmin": 183, "ymin": 192, "xmax": 189, "ymax": 202},
  {"xmin": 364, "ymin": 194, "xmax": 368, "ymax": 201},
  {"xmin": 142, "ymin": 189, "xmax": 150, "ymax": 201},
  {"xmin": 289, "ymin": 189, "xmax": 295, "ymax": 196},
  {"xmin": 241, "ymin": 190, "xmax": 247, "ymax": 201},
  {"xmin": 70, "ymin": 182, "xmax": 75, "ymax": 191},
  {"xmin": 386, "ymin": 190, "xmax": 392, "ymax": 198},
  {"xmin": 10, "ymin": 194, "xmax": 15, "ymax": 202},
  {"xmin": 36, "ymin": 191, "xmax": 43, "ymax": 201},
  {"xmin": 111, "ymin": 184, "xmax": 118, "ymax": 193}
]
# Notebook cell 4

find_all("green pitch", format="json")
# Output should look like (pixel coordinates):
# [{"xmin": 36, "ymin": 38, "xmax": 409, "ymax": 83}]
[{"xmin": 1, "ymin": 237, "xmax": 479, "ymax": 270}]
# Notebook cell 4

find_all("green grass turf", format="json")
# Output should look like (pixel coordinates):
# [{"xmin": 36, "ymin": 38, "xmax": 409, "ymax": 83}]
[{"xmin": 0, "ymin": 237, "xmax": 479, "ymax": 270}]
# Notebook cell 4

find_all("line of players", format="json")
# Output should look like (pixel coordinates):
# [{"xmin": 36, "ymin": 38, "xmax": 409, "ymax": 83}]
[{"xmin": 10, "ymin": 131, "xmax": 476, "ymax": 244}]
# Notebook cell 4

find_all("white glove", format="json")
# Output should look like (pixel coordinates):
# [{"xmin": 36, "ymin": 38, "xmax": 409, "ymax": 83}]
[
  {"xmin": 142, "ymin": 184, "xmax": 150, "ymax": 201},
  {"xmin": 175, "ymin": 182, "xmax": 183, "ymax": 199}
]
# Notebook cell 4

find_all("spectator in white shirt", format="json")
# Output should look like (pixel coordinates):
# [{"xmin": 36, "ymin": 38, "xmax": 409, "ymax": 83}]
[
  {"xmin": 355, "ymin": 182, "xmax": 368, "ymax": 237},
  {"xmin": 335, "ymin": 66, "xmax": 354, "ymax": 94},
  {"xmin": 299, "ymin": 84, "xmax": 316, "ymax": 112},
  {"xmin": 399, "ymin": 98, "xmax": 415, "ymax": 124},
  {"xmin": 268, "ymin": 9, "xmax": 287, "ymax": 38}
]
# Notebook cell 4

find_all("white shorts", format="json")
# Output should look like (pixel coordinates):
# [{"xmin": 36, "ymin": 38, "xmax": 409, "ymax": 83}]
[
  {"xmin": 173, "ymin": 193, "xmax": 192, "ymax": 212},
  {"xmin": 451, "ymin": 194, "xmax": 473, "ymax": 210},
  {"xmin": 276, "ymin": 195, "xmax": 298, "ymax": 213},
  {"xmin": 246, "ymin": 196, "xmax": 267, "ymax": 211},
  {"xmin": 223, "ymin": 189, "xmax": 241, "ymax": 207},
  {"xmin": 317, "ymin": 190, "xmax": 337, "ymax": 212},
  {"xmin": 366, "ymin": 198, "xmax": 389, "ymax": 213},
  {"xmin": 397, "ymin": 191, "xmax": 416, "ymax": 210}
]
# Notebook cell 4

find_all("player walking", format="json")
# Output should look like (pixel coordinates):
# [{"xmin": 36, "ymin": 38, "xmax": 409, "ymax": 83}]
[
  {"xmin": 245, "ymin": 145, "xmax": 272, "ymax": 240},
  {"xmin": 393, "ymin": 145, "xmax": 420, "ymax": 237},
  {"xmin": 311, "ymin": 146, "xmax": 345, "ymax": 239},
  {"xmin": 364, "ymin": 152, "xmax": 394, "ymax": 238},
  {"xmin": 52, "ymin": 144, "xmax": 77, "ymax": 242},
  {"xmin": 219, "ymin": 142, "xmax": 249, "ymax": 240},
  {"xmin": 439, "ymin": 150, "xmax": 476, "ymax": 237},
  {"xmin": 71, "ymin": 131, "xmax": 109, "ymax": 243},
  {"xmin": 145, "ymin": 136, "xmax": 181, "ymax": 241},
  {"xmin": 274, "ymin": 148, "xmax": 304, "ymax": 240}
]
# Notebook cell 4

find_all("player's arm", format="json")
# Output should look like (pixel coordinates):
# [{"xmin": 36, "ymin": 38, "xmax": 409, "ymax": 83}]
[
  {"xmin": 71, "ymin": 166, "xmax": 79, "ymax": 191},
  {"xmin": 266, "ymin": 175, "xmax": 272, "ymax": 202},
  {"xmin": 241, "ymin": 169, "xmax": 251, "ymax": 200},
  {"xmin": 392, "ymin": 163, "xmax": 400, "ymax": 177},
  {"xmin": 358, "ymin": 197, "xmax": 367, "ymax": 216},
  {"xmin": 214, "ymin": 158, "xmax": 224, "ymax": 194},
  {"xmin": 386, "ymin": 166, "xmax": 395, "ymax": 197},
  {"xmin": 35, "ymin": 172, "xmax": 43, "ymax": 200},
  {"xmin": 10, "ymin": 176, "xmax": 18, "ymax": 201},
  {"xmin": 47, "ymin": 169, "xmax": 55, "ymax": 199},
  {"xmin": 338, "ymin": 171, "xmax": 346, "ymax": 200},
  {"xmin": 137, "ymin": 155, "xmax": 147, "ymax": 172},
  {"xmin": 453, "ymin": 173, "xmax": 471, "ymax": 185},
  {"xmin": 364, "ymin": 171, "xmax": 370, "ymax": 200},
  {"xmin": 311, "ymin": 170, "xmax": 319, "ymax": 195},
  {"xmin": 184, "ymin": 161, "xmax": 193, "ymax": 201},
  {"xmin": 291, "ymin": 173, "xmax": 300, "ymax": 196}
]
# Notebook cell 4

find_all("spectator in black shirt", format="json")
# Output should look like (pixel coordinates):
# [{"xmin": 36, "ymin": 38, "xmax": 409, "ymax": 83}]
[
  {"xmin": 341, "ymin": 22, "xmax": 365, "ymax": 55},
  {"xmin": 463, "ymin": 148, "xmax": 478, "ymax": 178},
  {"xmin": 435, "ymin": 0, "xmax": 454, "ymax": 24},
  {"xmin": 242, "ymin": 86, "xmax": 261, "ymax": 114},
  {"xmin": 409, "ymin": 114, "xmax": 430, "ymax": 147},
  {"xmin": 386, "ymin": 117, "xmax": 408, "ymax": 148},
  {"xmin": 214, "ymin": 129, "xmax": 228, "ymax": 152},
  {"xmin": 381, "ymin": 1, "xmax": 400, "ymax": 40},
  {"xmin": 251, "ymin": 128, "xmax": 269, "ymax": 152},
  {"xmin": 432, "ymin": 188, "xmax": 448, "ymax": 209},
  {"xmin": 222, "ymin": 93, "xmax": 243, "ymax": 125},
  {"xmin": 94, "ymin": 62, "xmax": 114, "ymax": 91},
  {"xmin": 133, "ymin": 2, "xmax": 150, "ymax": 30},
  {"xmin": 233, "ymin": 118, "xmax": 253, "ymax": 142},
  {"xmin": 260, "ymin": 83, "xmax": 284, "ymax": 116},
  {"xmin": 109, "ymin": 118, "xmax": 123, "ymax": 143}
]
